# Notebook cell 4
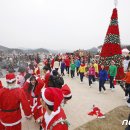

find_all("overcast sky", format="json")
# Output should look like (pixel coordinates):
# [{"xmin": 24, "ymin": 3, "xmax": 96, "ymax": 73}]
[{"xmin": 0, "ymin": 0, "xmax": 130, "ymax": 50}]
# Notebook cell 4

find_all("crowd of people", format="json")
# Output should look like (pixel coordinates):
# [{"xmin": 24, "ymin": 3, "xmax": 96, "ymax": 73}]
[{"xmin": 0, "ymin": 53, "xmax": 130, "ymax": 130}]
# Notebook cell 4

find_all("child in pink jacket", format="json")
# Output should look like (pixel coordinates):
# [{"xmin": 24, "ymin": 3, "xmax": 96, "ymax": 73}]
[{"xmin": 88, "ymin": 63, "xmax": 95, "ymax": 87}]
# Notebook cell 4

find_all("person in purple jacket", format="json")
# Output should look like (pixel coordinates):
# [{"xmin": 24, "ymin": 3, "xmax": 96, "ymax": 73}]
[
  {"xmin": 60, "ymin": 59, "xmax": 66, "ymax": 76},
  {"xmin": 98, "ymin": 64, "xmax": 108, "ymax": 93}
]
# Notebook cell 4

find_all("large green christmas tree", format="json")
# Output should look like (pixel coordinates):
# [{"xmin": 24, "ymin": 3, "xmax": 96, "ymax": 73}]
[{"xmin": 99, "ymin": 8, "xmax": 124, "ymax": 80}]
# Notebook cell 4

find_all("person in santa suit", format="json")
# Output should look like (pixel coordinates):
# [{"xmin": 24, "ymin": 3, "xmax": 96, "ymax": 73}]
[
  {"xmin": 41, "ymin": 87, "xmax": 69, "ymax": 130},
  {"xmin": 0, "ymin": 73, "xmax": 32, "ymax": 130},
  {"xmin": 23, "ymin": 75, "xmax": 44, "ymax": 123},
  {"xmin": 42, "ymin": 66, "xmax": 51, "ymax": 88},
  {"xmin": 34, "ymin": 64, "xmax": 40, "ymax": 77},
  {"xmin": 28, "ymin": 62, "xmax": 35, "ymax": 75},
  {"xmin": 61, "ymin": 84, "xmax": 72, "ymax": 105},
  {"xmin": 17, "ymin": 66, "xmax": 26, "ymax": 87},
  {"xmin": 64, "ymin": 57, "xmax": 70, "ymax": 76},
  {"xmin": 51, "ymin": 58, "xmax": 55, "ymax": 69},
  {"xmin": 0, "ymin": 80, "xmax": 3, "ymax": 89}
]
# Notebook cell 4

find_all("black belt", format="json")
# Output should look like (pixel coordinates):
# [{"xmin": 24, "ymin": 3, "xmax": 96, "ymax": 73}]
[
  {"xmin": 31, "ymin": 95, "xmax": 38, "ymax": 98},
  {"xmin": 1, "ymin": 107, "xmax": 20, "ymax": 112}
]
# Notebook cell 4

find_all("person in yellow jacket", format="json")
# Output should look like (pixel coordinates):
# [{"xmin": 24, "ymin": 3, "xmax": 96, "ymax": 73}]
[{"xmin": 78, "ymin": 62, "xmax": 86, "ymax": 83}]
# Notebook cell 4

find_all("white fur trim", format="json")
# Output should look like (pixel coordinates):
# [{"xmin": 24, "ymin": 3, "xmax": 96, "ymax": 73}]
[
  {"xmin": 45, "ymin": 107, "xmax": 60, "ymax": 129},
  {"xmin": 41, "ymin": 88, "xmax": 54, "ymax": 106},
  {"xmin": 97, "ymin": 116, "xmax": 105, "ymax": 119},
  {"xmin": 63, "ymin": 93, "xmax": 72, "ymax": 98},
  {"xmin": 26, "ymin": 79, "xmax": 30, "ymax": 83},
  {"xmin": 1, "ymin": 119, "xmax": 21, "ymax": 126},
  {"xmin": 35, "ymin": 76, "xmax": 39, "ymax": 80},
  {"xmin": 37, "ymin": 105, "xmax": 42, "ymax": 109},
  {"xmin": 3, "ymin": 84, "xmax": 20, "ymax": 89},
  {"xmin": 6, "ymin": 78, "xmax": 16, "ymax": 83},
  {"xmin": 25, "ymin": 115, "xmax": 32, "ymax": 118}
]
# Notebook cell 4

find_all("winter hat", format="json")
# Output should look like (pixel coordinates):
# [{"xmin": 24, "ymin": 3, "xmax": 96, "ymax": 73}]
[
  {"xmin": 41, "ymin": 87, "xmax": 63, "ymax": 111},
  {"xmin": 6, "ymin": 73, "xmax": 16, "ymax": 83},
  {"xmin": 61, "ymin": 84, "xmax": 72, "ymax": 98}
]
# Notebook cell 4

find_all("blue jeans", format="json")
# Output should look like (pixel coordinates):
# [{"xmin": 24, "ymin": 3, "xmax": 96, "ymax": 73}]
[
  {"xmin": 80, "ymin": 73, "xmax": 84, "ymax": 82},
  {"xmin": 99, "ymin": 80, "xmax": 106, "ymax": 92},
  {"xmin": 88, "ymin": 75, "xmax": 93, "ymax": 86}
]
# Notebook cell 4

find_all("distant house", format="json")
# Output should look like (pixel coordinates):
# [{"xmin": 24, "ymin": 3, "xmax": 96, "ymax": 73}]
[{"xmin": 73, "ymin": 49, "xmax": 88, "ymax": 57}]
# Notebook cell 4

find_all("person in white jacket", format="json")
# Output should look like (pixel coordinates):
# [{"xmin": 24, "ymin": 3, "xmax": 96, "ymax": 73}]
[{"xmin": 53, "ymin": 57, "xmax": 60, "ymax": 72}]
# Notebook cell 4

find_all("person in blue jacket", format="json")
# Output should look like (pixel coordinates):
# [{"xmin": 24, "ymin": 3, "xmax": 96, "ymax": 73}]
[
  {"xmin": 98, "ymin": 64, "xmax": 108, "ymax": 93},
  {"xmin": 74, "ymin": 58, "xmax": 81, "ymax": 76}
]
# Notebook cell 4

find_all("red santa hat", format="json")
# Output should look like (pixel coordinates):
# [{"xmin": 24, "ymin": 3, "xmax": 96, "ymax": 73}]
[
  {"xmin": 41, "ymin": 87, "xmax": 63, "ymax": 111},
  {"xmin": 61, "ymin": 84, "xmax": 72, "ymax": 98},
  {"xmin": 6, "ymin": 73, "xmax": 16, "ymax": 83}
]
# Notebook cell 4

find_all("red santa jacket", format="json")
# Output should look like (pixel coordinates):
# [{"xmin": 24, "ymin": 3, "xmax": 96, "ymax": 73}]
[
  {"xmin": 0, "ymin": 86, "xmax": 31, "ymax": 126},
  {"xmin": 51, "ymin": 59, "xmax": 55, "ymax": 69},
  {"xmin": 0, "ymin": 81, "xmax": 3, "ymax": 89},
  {"xmin": 88, "ymin": 106, "xmax": 104, "ymax": 118},
  {"xmin": 42, "ymin": 107, "xmax": 68, "ymax": 130},
  {"xmin": 22, "ymin": 77, "xmax": 44, "ymax": 121},
  {"xmin": 22, "ymin": 77, "xmax": 44, "ymax": 100},
  {"xmin": 44, "ymin": 71, "xmax": 51, "ymax": 88},
  {"xmin": 65, "ymin": 58, "xmax": 70, "ymax": 67}
]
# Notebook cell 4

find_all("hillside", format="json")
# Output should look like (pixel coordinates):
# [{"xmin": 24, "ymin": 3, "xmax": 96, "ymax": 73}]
[
  {"xmin": 87, "ymin": 47, "xmax": 98, "ymax": 54},
  {"xmin": 0, "ymin": 45, "xmax": 49, "ymax": 54},
  {"xmin": 0, "ymin": 45, "xmax": 9, "ymax": 51}
]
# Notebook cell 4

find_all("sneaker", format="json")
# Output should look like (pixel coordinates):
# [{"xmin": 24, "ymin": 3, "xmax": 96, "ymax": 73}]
[
  {"xmin": 123, "ymin": 96, "xmax": 129, "ymax": 100},
  {"xmin": 111, "ymin": 88, "xmax": 115, "ymax": 91},
  {"xmin": 80, "ymin": 82, "xmax": 83, "ymax": 84},
  {"xmin": 126, "ymin": 102, "xmax": 130, "ymax": 108},
  {"xmin": 104, "ymin": 91, "xmax": 107, "ymax": 94},
  {"xmin": 98, "ymin": 91, "xmax": 101, "ymax": 94}
]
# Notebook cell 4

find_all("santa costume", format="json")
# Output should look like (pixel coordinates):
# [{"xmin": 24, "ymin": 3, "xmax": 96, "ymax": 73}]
[
  {"xmin": 17, "ymin": 67, "xmax": 26, "ymax": 87},
  {"xmin": 61, "ymin": 84, "xmax": 72, "ymax": 105},
  {"xmin": 0, "ymin": 73, "xmax": 31, "ymax": 130},
  {"xmin": 42, "ymin": 66, "xmax": 51, "ymax": 88},
  {"xmin": 64, "ymin": 57, "xmax": 70, "ymax": 75},
  {"xmin": 0, "ymin": 80, "xmax": 3, "ymax": 89},
  {"xmin": 41, "ymin": 87, "xmax": 69, "ymax": 130},
  {"xmin": 23, "ymin": 76, "xmax": 44, "ymax": 122},
  {"xmin": 88, "ymin": 105, "xmax": 105, "ymax": 119}
]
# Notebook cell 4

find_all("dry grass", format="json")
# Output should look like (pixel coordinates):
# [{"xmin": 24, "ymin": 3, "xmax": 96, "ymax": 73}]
[{"xmin": 75, "ymin": 106, "xmax": 130, "ymax": 130}]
